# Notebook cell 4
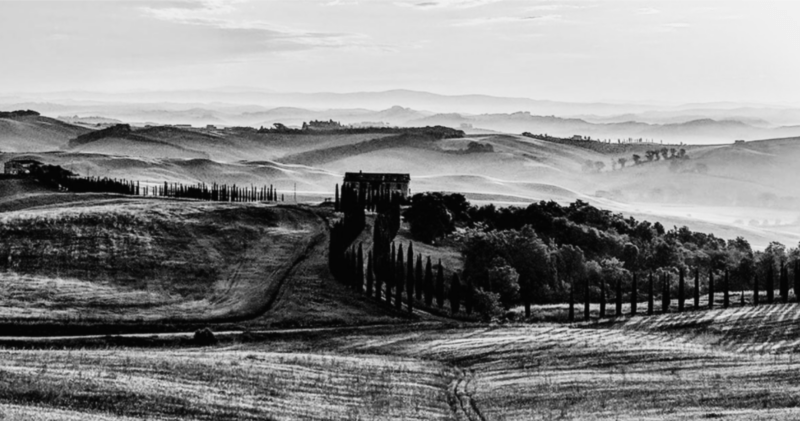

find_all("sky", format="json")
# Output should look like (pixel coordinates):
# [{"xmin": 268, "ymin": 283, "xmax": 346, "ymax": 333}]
[{"xmin": 1, "ymin": 0, "xmax": 799, "ymax": 104}]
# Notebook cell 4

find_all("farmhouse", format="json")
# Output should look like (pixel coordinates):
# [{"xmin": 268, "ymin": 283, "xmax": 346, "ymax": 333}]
[
  {"xmin": 4, "ymin": 159, "xmax": 42, "ymax": 175},
  {"xmin": 303, "ymin": 119, "xmax": 344, "ymax": 131},
  {"xmin": 343, "ymin": 171, "xmax": 411, "ymax": 198}
]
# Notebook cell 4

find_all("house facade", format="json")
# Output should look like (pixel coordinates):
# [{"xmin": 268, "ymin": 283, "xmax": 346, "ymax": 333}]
[{"xmin": 343, "ymin": 171, "xmax": 410, "ymax": 198}]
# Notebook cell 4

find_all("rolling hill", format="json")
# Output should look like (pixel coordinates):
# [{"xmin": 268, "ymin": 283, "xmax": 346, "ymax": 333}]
[{"xmin": 0, "ymin": 111, "xmax": 90, "ymax": 152}]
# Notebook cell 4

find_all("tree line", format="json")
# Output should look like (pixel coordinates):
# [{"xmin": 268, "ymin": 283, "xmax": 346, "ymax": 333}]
[
  {"xmin": 403, "ymin": 193, "xmax": 800, "ymax": 320},
  {"xmin": 32, "ymin": 164, "xmax": 285, "ymax": 203},
  {"xmin": 567, "ymin": 262, "xmax": 800, "ymax": 321}
]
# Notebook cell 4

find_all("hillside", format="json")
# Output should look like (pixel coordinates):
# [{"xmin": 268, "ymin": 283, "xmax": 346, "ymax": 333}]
[{"xmin": 0, "ymin": 111, "xmax": 90, "ymax": 152}]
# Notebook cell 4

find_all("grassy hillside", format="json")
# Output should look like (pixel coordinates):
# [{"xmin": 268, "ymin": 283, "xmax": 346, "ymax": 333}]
[
  {"xmin": 0, "ymin": 198, "xmax": 324, "ymax": 325},
  {"xmin": 0, "ymin": 114, "xmax": 89, "ymax": 152}
]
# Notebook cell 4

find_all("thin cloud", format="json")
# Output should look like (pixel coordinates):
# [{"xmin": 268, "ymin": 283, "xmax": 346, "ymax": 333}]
[
  {"xmin": 451, "ymin": 14, "xmax": 564, "ymax": 27},
  {"xmin": 395, "ymin": 0, "xmax": 504, "ymax": 9},
  {"xmin": 526, "ymin": 4, "xmax": 588, "ymax": 11},
  {"xmin": 637, "ymin": 7, "xmax": 661, "ymax": 15},
  {"xmin": 140, "ymin": 0, "xmax": 376, "ymax": 51}
]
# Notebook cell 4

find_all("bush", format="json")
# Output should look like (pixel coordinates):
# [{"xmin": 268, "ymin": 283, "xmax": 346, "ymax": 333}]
[
  {"xmin": 472, "ymin": 288, "xmax": 503, "ymax": 322},
  {"xmin": 194, "ymin": 328, "xmax": 217, "ymax": 346}
]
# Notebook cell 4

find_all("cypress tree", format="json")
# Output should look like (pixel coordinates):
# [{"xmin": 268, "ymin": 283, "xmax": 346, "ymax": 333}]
[
  {"xmin": 366, "ymin": 251, "xmax": 374, "ymax": 298},
  {"xmin": 450, "ymin": 273, "xmax": 461, "ymax": 314},
  {"xmin": 415, "ymin": 254, "xmax": 423, "ymax": 302},
  {"xmin": 662, "ymin": 273, "xmax": 670, "ymax": 313},
  {"xmin": 678, "ymin": 268, "xmax": 685, "ymax": 312},
  {"xmin": 630, "ymin": 272, "xmax": 637, "ymax": 316},
  {"xmin": 436, "ymin": 260, "xmax": 445, "ymax": 309},
  {"xmin": 754, "ymin": 274, "xmax": 759, "ymax": 306},
  {"xmin": 648, "ymin": 272, "xmax": 654, "ymax": 315},
  {"xmin": 568, "ymin": 285, "xmax": 575, "ymax": 322},
  {"xmin": 406, "ymin": 245, "xmax": 415, "ymax": 312},
  {"xmin": 335, "ymin": 184, "xmax": 340, "ymax": 211},
  {"xmin": 396, "ymin": 244, "xmax": 404, "ymax": 310},
  {"xmin": 375, "ymin": 253, "xmax": 383, "ymax": 302},
  {"xmin": 414, "ymin": 253, "xmax": 427, "ymax": 301},
  {"xmin": 357, "ymin": 243, "xmax": 364, "ymax": 292},
  {"xmin": 464, "ymin": 279, "xmax": 473, "ymax": 315},
  {"xmin": 780, "ymin": 264, "xmax": 789, "ymax": 303},
  {"xmin": 424, "ymin": 257, "xmax": 433, "ymax": 308},
  {"xmin": 694, "ymin": 267, "xmax": 700, "ymax": 309},
  {"xmin": 599, "ymin": 279, "xmax": 606, "ymax": 318},
  {"xmin": 386, "ymin": 243, "xmax": 396, "ymax": 304},
  {"xmin": 795, "ymin": 260, "xmax": 800, "ymax": 302},
  {"xmin": 615, "ymin": 277, "xmax": 622, "ymax": 317},
  {"xmin": 708, "ymin": 269, "xmax": 715, "ymax": 309},
  {"xmin": 724, "ymin": 269, "xmax": 730, "ymax": 308},
  {"xmin": 767, "ymin": 264, "xmax": 774, "ymax": 304},
  {"xmin": 584, "ymin": 276, "xmax": 591, "ymax": 320}
]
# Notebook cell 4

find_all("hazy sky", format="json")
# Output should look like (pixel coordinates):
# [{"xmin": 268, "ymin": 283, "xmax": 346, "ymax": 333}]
[{"xmin": 1, "ymin": 0, "xmax": 799, "ymax": 104}]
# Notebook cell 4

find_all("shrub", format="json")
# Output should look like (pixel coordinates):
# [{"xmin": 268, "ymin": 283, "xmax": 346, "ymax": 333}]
[{"xmin": 194, "ymin": 328, "xmax": 217, "ymax": 346}]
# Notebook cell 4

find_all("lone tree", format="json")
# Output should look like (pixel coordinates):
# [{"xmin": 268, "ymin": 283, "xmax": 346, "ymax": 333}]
[
  {"xmin": 724, "ymin": 269, "xmax": 730, "ymax": 308},
  {"xmin": 584, "ymin": 275, "xmax": 591, "ymax": 320},
  {"xmin": 436, "ymin": 260, "xmax": 445, "ymax": 309},
  {"xmin": 599, "ymin": 278, "xmax": 606, "ymax": 318},
  {"xmin": 406, "ymin": 244, "xmax": 415, "ymax": 313},
  {"xmin": 334, "ymin": 183, "xmax": 340, "ymax": 212},
  {"xmin": 569, "ymin": 285, "xmax": 575, "ymax": 322},
  {"xmin": 450, "ymin": 273, "xmax": 461, "ymax": 314},
  {"xmin": 766, "ymin": 264, "xmax": 774, "ymax": 304},
  {"xmin": 647, "ymin": 272, "xmax": 654, "ymax": 315},
  {"xmin": 678, "ymin": 268, "xmax": 685, "ymax": 312},
  {"xmin": 780, "ymin": 263, "xmax": 789, "ymax": 303},
  {"xmin": 630, "ymin": 272, "xmax": 637, "ymax": 316},
  {"xmin": 754, "ymin": 274, "xmax": 760, "ymax": 306},
  {"xmin": 795, "ymin": 260, "xmax": 800, "ymax": 302},
  {"xmin": 708, "ymin": 269, "xmax": 715, "ymax": 309},
  {"xmin": 415, "ymin": 254, "xmax": 424, "ymax": 302},
  {"xmin": 424, "ymin": 256, "xmax": 434, "ymax": 307}
]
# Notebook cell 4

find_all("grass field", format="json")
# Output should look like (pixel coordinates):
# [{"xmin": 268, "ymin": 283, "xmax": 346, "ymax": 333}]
[{"xmin": 5, "ymin": 302, "xmax": 800, "ymax": 420}]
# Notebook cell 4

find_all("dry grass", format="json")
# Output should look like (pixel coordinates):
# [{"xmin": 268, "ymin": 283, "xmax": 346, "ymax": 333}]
[
  {"xmin": 0, "ymin": 198, "xmax": 322, "ymax": 325},
  {"xmin": 0, "ymin": 346, "xmax": 455, "ymax": 421},
  {"xmin": 5, "ymin": 303, "xmax": 800, "ymax": 419}
]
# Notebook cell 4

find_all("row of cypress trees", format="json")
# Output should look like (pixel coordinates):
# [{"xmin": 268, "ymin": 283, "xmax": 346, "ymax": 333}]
[
  {"xmin": 153, "ymin": 182, "xmax": 283, "ymax": 202},
  {"xmin": 59, "ymin": 176, "xmax": 139, "ymax": 195},
  {"xmin": 344, "ymin": 240, "xmax": 472, "ymax": 315},
  {"xmin": 569, "ymin": 262, "xmax": 800, "ymax": 321},
  {"xmin": 59, "ymin": 175, "xmax": 286, "ymax": 203}
]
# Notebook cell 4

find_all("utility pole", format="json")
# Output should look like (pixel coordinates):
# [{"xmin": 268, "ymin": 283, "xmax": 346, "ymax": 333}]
[{"xmin": 294, "ymin": 183, "xmax": 297, "ymax": 202}]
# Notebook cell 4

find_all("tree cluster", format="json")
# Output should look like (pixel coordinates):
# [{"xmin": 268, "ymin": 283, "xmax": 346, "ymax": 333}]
[{"xmin": 451, "ymin": 198, "xmax": 800, "ymax": 319}]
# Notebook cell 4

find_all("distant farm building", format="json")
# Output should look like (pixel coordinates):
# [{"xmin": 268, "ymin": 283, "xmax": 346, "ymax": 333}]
[
  {"xmin": 303, "ymin": 119, "xmax": 344, "ymax": 131},
  {"xmin": 4, "ymin": 159, "xmax": 42, "ymax": 175},
  {"xmin": 343, "ymin": 172, "xmax": 411, "ymax": 198},
  {"xmin": 734, "ymin": 140, "xmax": 746, "ymax": 146}
]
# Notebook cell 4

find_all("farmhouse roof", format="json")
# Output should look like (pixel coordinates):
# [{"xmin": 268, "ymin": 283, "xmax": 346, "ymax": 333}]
[{"xmin": 344, "ymin": 172, "xmax": 410, "ymax": 183}]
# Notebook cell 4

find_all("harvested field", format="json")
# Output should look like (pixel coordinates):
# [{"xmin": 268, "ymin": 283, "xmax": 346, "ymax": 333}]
[
  {"xmin": 0, "ymin": 198, "xmax": 323, "ymax": 325},
  {"xmin": 0, "ymin": 347, "xmax": 455, "ymax": 421}
]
